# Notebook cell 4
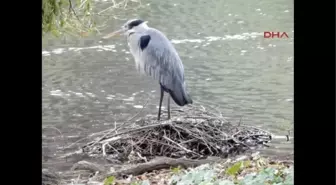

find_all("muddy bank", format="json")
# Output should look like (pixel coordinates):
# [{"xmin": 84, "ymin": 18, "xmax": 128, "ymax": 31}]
[{"xmin": 42, "ymin": 152, "xmax": 293, "ymax": 185}]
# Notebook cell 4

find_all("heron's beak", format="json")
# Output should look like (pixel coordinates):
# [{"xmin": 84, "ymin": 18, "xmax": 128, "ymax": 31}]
[{"xmin": 102, "ymin": 29, "xmax": 124, "ymax": 39}]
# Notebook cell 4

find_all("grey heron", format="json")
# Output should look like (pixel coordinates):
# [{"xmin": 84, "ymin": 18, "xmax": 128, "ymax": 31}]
[{"xmin": 103, "ymin": 19, "xmax": 193, "ymax": 120}]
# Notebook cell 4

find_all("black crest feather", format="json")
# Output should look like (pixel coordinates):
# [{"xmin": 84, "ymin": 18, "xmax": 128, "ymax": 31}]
[{"xmin": 128, "ymin": 19, "xmax": 144, "ymax": 29}]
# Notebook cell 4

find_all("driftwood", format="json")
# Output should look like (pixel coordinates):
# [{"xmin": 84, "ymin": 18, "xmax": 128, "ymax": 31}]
[
  {"xmin": 71, "ymin": 160, "xmax": 105, "ymax": 173},
  {"xmin": 96, "ymin": 156, "xmax": 222, "ymax": 181}
]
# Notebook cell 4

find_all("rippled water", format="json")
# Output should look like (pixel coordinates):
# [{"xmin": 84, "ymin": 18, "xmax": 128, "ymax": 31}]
[{"xmin": 42, "ymin": 0, "xmax": 293, "ymax": 169}]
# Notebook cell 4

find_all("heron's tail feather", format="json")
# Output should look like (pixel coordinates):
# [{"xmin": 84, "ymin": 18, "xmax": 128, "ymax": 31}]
[
  {"xmin": 168, "ymin": 83, "xmax": 193, "ymax": 106},
  {"xmin": 184, "ymin": 92, "xmax": 193, "ymax": 104}
]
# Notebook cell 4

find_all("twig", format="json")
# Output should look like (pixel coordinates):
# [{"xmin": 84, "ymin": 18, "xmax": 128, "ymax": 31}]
[
  {"xmin": 68, "ymin": 0, "xmax": 78, "ymax": 17},
  {"xmin": 75, "ymin": 174, "xmax": 81, "ymax": 184},
  {"xmin": 123, "ymin": 0, "xmax": 129, "ymax": 9},
  {"xmin": 102, "ymin": 121, "xmax": 173, "ymax": 140},
  {"xmin": 149, "ymin": 139, "xmax": 192, "ymax": 153},
  {"xmin": 63, "ymin": 137, "xmax": 88, "ymax": 149},
  {"xmin": 98, "ymin": 5, "xmax": 117, "ymax": 15},
  {"xmin": 239, "ymin": 125, "xmax": 274, "ymax": 136},
  {"xmin": 163, "ymin": 136, "xmax": 198, "ymax": 156},
  {"xmin": 238, "ymin": 116, "xmax": 243, "ymax": 126},
  {"xmin": 100, "ymin": 136, "xmax": 122, "ymax": 144},
  {"xmin": 80, "ymin": 98, "xmax": 151, "ymax": 149},
  {"xmin": 136, "ymin": 152, "xmax": 147, "ymax": 162},
  {"xmin": 78, "ymin": 0, "xmax": 89, "ymax": 9},
  {"xmin": 109, "ymin": 144, "xmax": 120, "ymax": 154},
  {"xmin": 42, "ymin": 126, "xmax": 64, "ymax": 142},
  {"xmin": 63, "ymin": 126, "xmax": 116, "ymax": 150},
  {"xmin": 88, "ymin": 122, "xmax": 117, "ymax": 146},
  {"xmin": 127, "ymin": 99, "xmax": 150, "ymax": 122},
  {"xmin": 102, "ymin": 143, "xmax": 108, "ymax": 156},
  {"xmin": 42, "ymin": 126, "xmax": 66, "ymax": 157}
]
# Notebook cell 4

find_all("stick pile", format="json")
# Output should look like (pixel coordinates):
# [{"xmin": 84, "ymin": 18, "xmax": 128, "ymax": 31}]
[{"xmin": 81, "ymin": 106, "xmax": 272, "ymax": 163}]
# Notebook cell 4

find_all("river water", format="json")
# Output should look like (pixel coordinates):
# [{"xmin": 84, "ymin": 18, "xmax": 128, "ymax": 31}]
[{"xmin": 42, "ymin": 0, "xmax": 293, "ymax": 170}]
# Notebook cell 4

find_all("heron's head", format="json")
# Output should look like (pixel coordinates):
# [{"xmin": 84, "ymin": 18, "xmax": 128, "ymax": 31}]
[{"xmin": 102, "ymin": 19, "xmax": 149, "ymax": 39}]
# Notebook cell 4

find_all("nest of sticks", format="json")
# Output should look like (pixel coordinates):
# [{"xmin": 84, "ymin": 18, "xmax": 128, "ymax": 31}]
[{"xmin": 82, "ymin": 105, "xmax": 272, "ymax": 163}]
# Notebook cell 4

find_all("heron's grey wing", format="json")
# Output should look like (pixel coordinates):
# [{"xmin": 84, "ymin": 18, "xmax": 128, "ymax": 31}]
[
  {"xmin": 139, "ymin": 33, "xmax": 185, "ymax": 91},
  {"xmin": 139, "ymin": 31, "xmax": 193, "ymax": 106}
]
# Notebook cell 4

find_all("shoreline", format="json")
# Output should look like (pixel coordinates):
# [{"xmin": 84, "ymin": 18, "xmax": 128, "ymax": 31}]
[
  {"xmin": 43, "ymin": 152, "xmax": 293, "ymax": 185},
  {"xmin": 42, "ymin": 105, "xmax": 293, "ymax": 185}
]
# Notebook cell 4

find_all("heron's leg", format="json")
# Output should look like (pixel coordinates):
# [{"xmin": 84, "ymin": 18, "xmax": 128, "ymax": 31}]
[
  {"xmin": 167, "ymin": 96, "xmax": 171, "ymax": 120},
  {"xmin": 157, "ymin": 86, "xmax": 164, "ymax": 121}
]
